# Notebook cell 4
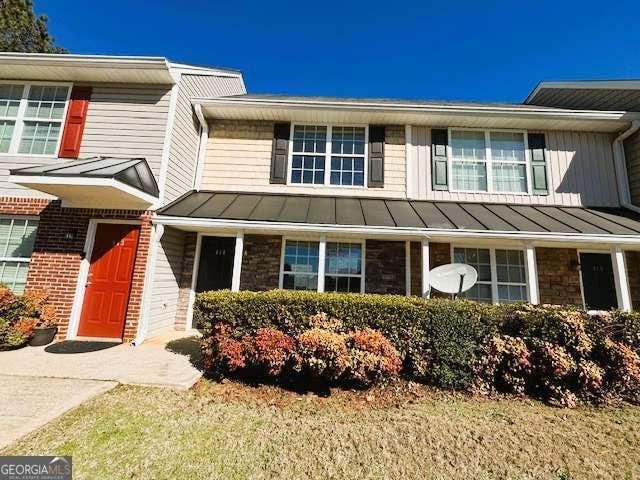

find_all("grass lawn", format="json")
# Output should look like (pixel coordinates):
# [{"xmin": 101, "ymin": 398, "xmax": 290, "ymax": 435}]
[{"xmin": 2, "ymin": 380, "xmax": 639, "ymax": 480}]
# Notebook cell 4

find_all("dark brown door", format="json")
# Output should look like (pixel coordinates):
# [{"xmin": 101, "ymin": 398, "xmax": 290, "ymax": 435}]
[
  {"xmin": 580, "ymin": 252, "xmax": 617, "ymax": 311},
  {"xmin": 196, "ymin": 236, "xmax": 235, "ymax": 292},
  {"xmin": 77, "ymin": 223, "xmax": 140, "ymax": 338}
]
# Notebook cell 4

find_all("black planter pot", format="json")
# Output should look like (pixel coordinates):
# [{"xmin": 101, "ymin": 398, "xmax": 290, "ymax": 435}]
[{"xmin": 29, "ymin": 326, "xmax": 58, "ymax": 347}]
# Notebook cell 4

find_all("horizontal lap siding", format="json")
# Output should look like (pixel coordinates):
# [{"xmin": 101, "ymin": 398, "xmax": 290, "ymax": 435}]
[
  {"xmin": 411, "ymin": 126, "xmax": 619, "ymax": 207},
  {"xmin": 624, "ymin": 130, "xmax": 640, "ymax": 206},
  {"xmin": 163, "ymin": 75, "xmax": 246, "ymax": 203},
  {"xmin": 147, "ymin": 226, "xmax": 186, "ymax": 337},
  {"xmin": 78, "ymin": 83, "xmax": 172, "ymax": 178},
  {"xmin": 0, "ymin": 155, "xmax": 58, "ymax": 198},
  {"xmin": 201, "ymin": 120, "xmax": 406, "ymax": 197}
]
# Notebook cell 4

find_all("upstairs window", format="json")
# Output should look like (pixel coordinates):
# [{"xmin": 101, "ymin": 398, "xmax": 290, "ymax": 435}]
[
  {"xmin": 0, "ymin": 83, "xmax": 70, "ymax": 156},
  {"xmin": 449, "ymin": 129, "xmax": 529, "ymax": 194},
  {"xmin": 290, "ymin": 124, "xmax": 367, "ymax": 187}
]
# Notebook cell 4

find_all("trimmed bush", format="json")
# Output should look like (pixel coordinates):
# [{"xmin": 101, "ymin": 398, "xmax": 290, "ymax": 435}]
[
  {"xmin": 195, "ymin": 290, "xmax": 640, "ymax": 406},
  {"xmin": 0, "ymin": 287, "xmax": 57, "ymax": 348}
]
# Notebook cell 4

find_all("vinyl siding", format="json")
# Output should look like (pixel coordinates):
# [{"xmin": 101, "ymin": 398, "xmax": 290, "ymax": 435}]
[
  {"xmin": 200, "ymin": 120, "xmax": 406, "ymax": 197},
  {"xmin": 0, "ymin": 81, "xmax": 172, "ymax": 198},
  {"xmin": 409, "ymin": 126, "xmax": 619, "ymax": 207},
  {"xmin": 146, "ymin": 226, "xmax": 185, "ymax": 337},
  {"xmin": 163, "ymin": 74, "xmax": 246, "ymax": 204},
  {"xmin": 624, "ymin": 129, "xmax": 640, "ymax": 206}
]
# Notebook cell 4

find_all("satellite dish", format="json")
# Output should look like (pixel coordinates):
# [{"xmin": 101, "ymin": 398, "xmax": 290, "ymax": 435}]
[{"xmin": 429, "ymin": 263, "xmax": 478, "ymax": 295}]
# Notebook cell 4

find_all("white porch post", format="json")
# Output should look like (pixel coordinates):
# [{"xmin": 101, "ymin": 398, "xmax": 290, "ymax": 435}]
[
  {"xmin": 421, "ymin": 239, "xmax": 430, "ymax": 298},
  {"xmin": 525, "ymin": 242, "xmax": 540, "ymax": 305},
  {"xmin": 405, "ymin": 240, "xmax": 411, "ymax": 296},
  {"xmin": 317, "ymin": 235, "xmax": 326, "ymax": 293},
  {"xmin": 231, "ymin": 232, "xmax": 243, "ymax": 292},
  {"xmin": 611, "ymin": 247, "xmax": 632, "ymax": 311}
]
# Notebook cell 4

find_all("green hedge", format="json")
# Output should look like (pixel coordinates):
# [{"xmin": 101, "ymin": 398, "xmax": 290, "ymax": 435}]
[{"xmin": 195, "ymin": 290, "xmax": 502, "ymax": 389}]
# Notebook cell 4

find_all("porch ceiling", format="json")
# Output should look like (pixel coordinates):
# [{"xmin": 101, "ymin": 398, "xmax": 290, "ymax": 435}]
[{"xmin": 156, "ymin": 191, "xmax": 640, "ymax": 242}]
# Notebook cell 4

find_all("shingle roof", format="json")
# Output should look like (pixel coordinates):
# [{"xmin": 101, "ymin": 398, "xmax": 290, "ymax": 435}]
[
  {"xmin": 11, "ymin": 156, "xmax": 159, "ymax": 197},
  {"xmin": 158, "ymin": 191, "xmax": 640, "ymax": 236}
]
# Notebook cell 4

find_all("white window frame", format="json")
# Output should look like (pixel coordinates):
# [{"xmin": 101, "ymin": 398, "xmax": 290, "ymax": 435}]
[
  {"xmin": 279, "ymin": 236, "xmax": 365, "ymax": 293},
  {"xmin": 451, "ymin": 244, "xmax": 529, "ymax": 304},
  {"xmin": 447, "ymin": 127, "xmax": 532, "ymax": 195},
  {"xmin": 322, "ymin": 239, "xmax": 365, "ymax": 294},
  {"xmin": 0, "ymin": 80, "xmax": 72, "ymax": 158},
  {"xmin": 0, "ymin": 215, "xmax": 39, "ymax": 293},
  {"xmin": 287, "ymin": 123, "xmax": 369, "ymax": 188}
]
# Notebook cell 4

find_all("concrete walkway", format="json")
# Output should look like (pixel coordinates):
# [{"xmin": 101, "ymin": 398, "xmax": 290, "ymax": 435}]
[
  {"xmin": 0, "ymin": 375, "xmax": 116, "ymax": 449},
  {"xmin": 0, "ymin": 331, "xmax": 203, "ymax": 390}
]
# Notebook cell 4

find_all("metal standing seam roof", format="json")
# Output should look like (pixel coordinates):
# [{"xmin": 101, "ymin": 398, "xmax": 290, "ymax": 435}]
[
  {"xmin": 157, "ymin": 191, "xmax": 640, "ymax": 236},
  {"xmin": 10, "ymin": 156, "xmax": 160, "ymax": 197}
]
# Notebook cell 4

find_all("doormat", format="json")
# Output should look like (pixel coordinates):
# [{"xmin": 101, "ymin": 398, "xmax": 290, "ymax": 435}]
[{"xmin": 44, "ymin": 341, "xmax": 121, "ymax": 354}]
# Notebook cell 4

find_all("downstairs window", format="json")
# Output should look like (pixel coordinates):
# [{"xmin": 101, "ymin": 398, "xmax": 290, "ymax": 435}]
[{"xmin": 0, "ymin": 217, "xmax": 39, "ymax": 294}]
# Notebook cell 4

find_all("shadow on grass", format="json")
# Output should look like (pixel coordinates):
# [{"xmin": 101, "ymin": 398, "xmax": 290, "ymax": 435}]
[{"xmin": 165, "ymin": 336, "xmax": 203, "ymax": 371}]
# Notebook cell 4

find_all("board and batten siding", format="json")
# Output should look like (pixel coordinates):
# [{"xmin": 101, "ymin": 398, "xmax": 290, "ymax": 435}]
[
  {"xmin": 163, "ymin": 74, "xmax": 246, "ymax": 203},
  {"xmin": 146, "ymin": 226, "xmax": 185, "ymax": 337},
  {"xmin": 0, "ymin": 82, "xmax": 172, "ymax": 198},
  {"xmin": 624, "ymin": 129, "xmax": 640, "ymax": 206},
  {"xmin": 408, "ymin": 126, "xmax": 619, "ymax": 207},
  {"xmin": 200, "ymin": 120, "xmax": 406, "ymax": 197}
]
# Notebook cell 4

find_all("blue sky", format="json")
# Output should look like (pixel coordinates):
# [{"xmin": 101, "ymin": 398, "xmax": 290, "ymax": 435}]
[{"xmin": 36, "ymin": 0, "xmax": 640, "ymax": 103}]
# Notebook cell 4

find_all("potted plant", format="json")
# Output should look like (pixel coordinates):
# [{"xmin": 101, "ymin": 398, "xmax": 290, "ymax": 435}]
[{"xmin": 26, "ymin": 293, "xmax": 58, "ymax": 347}]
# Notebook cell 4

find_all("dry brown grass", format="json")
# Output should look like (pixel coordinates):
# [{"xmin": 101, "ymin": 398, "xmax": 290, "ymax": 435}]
[{"xmin": 3, "ymin": 380, "xmax": 640, "ymax": 479}]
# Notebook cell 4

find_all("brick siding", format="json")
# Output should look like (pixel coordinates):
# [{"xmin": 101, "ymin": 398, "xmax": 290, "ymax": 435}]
[
  {"xmin": 536, "ymin": 247, "xmax": 583, "ymax": 306},
  {"xmin": 365, "ymin": 240, "xmax": 405, "ymax": 295},
  {"xmin": 0, "ymin": 198, "xmax": 152, "ymax": 342},
  {"xmin": 240, "ymin": 234, "xmax": 282, "ymax": 291}
]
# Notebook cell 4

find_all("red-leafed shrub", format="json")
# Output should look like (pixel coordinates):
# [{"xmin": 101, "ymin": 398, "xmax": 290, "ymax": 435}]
[
  {"xmin": 0, "ymin": 288, "xmax": 57, "ymax": 348},
  {"xmin": 245, "ymin": 328, "xmax": 295, "ymax": 377},
  {"xmin": 347, "ymin": 328, "xmax": 402, "ymax": 386},
  {"xmin": 201, "ymin": 323, "xmax": 246, "ymax": 375},
  {"xmin": 294, "ymin": 328, "xmax": 350, "ymax": 382},
  {"xmin": 474, "ymin": 335, "xmax": 531, "ymax": 396},
  {"xmin": 596, "ymin": 339, "xmax": 640, "ymax": 403}
]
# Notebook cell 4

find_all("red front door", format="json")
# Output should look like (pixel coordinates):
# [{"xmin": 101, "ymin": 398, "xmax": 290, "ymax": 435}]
[{"xmin": 77, "ymin": 223, "xmax": 141, "ymax": 338}]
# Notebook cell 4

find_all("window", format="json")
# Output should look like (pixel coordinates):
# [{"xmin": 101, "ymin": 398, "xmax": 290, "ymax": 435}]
[
  {"xmin": 0, "ymin": 217, "xmax": 38, "ymax": 294},
  {"xmin": 0, "ymin": 83, "xmax": 70, "ymax": 156},
  {"xmin": 324, "ymin": 242, "xmax": 363, "ymax": 293},
  {"xmin": 290, "ymin": 124, "xmax": 367, "ymax": 187},
  {"xmin": 453, "ymin": 246, "xmax": 527, "ymax": 304},
  {"xmin": 449, "ymin": 129, "xmax": 528, "ymax": 194},
  {"xmin": 281, "ymin": 240, "xmax": 319, "ymax": 290}
]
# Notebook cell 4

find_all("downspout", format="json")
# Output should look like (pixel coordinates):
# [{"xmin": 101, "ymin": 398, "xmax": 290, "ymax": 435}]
[
  {"xmin": 613, "ymin": 120, "xmax": 640, "ymax": 213},
  {"xmin": 192, "ymin": 104, "xmax": 209, "ymax": 191}
]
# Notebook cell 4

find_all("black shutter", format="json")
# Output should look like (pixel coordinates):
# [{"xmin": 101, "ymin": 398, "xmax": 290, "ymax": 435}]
[
  {"xmin": 528, "ymin": 133, "xmax": 548, "ymax": 194},
  {"xmin": 368, "ymin": 125, "xmax": 385, "ymax": 188},
  {"xmin": 270, "ymin": 123, "xmax": 290, "ymax": 184},
  {"xmin": 431, "ymin": 128, "xmax": 448, "ymax": 190}
]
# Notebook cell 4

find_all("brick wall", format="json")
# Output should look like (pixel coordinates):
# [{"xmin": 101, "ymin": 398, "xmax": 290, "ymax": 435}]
[
  {"xmin": 365, "ymin": 240, "xmax": 405, "ymax": 295},
  {"xmin": 240, "ymin": 234, "xmax": 282, "ymax": 291},
  {"xmin": 626, "ymin": 251, "xmax": 640, "ymax": 310},
  {"xmin": 12, "ymin": 199, "xmax": 153, "ymax": 342},
  {"xmin": 536, "ymin": 247, "xmax": 583, "ymax": 306},
  {"xmin": 174, "ymin": 232, "xmax": 197, "ymax": 330}
]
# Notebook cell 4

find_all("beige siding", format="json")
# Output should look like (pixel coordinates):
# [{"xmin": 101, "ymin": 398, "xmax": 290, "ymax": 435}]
[
  {"xmin": 147, "ymin": 226, "xmax": 185, "ymax": 337},
  {"xmin": 163, "ymin": 74, "xmax": 246, "ymax": 203},
  {"xmin": 78, "ymin": 83, "xmax": 172, "ymax": 177},
  {"xmin": 201, "ymin": 120, "xmax": 406, "ymax": 197},
  {"xmin": 624, "ymin": 129, "xmax": 640, "ymax": 206},
  {"xmin": 409, "ymin": 126, "xmax": 619, "ymax": 207}
]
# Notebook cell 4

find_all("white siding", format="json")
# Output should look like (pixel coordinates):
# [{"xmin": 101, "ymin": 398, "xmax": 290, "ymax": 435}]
[
  {"xmin": 146, "ymin": 226, "xmax": 185, "ymax": 337},
  {"xmin": 410, "ymin": 126, "xmax": 619, "ymax": 207},
  {"xmin": 163, "ymin": 74, "xmax": 245, "ymax": 203},
  {"xmin": 200, "ymin": 120, "xmax": 406, "ymax": 198}
]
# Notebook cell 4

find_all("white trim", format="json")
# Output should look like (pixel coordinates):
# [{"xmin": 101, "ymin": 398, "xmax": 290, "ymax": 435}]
[
  {"xmin": 231, "ymin": 232, "xmax": 243, "ymax": 292},
  {"xmin": 134, "ymin": 223, "xmax": 164, "ymax": 345},
  {"xmin": 526, "ymin": 80, "xmax": 640, "ymax": 104},
  {"xmin": 421, "ymin": 240, "xmax": 430, "ymax": 298},
  {"xmin": 8, "ymin": 175, "xmax": 159, "ymax": 206},
  {"xmin": 525, "ymin": 242, "xmax": 539, "ymax": 304},
  {"xmin": 612, "ymin": 120, "xmax": 640, "ymax": 207},
  {"xmin": 156, "ymin": 78, "xmax": 181, "ymax": 206},
  {"xmin": 153, "ymin": 215, "xmax": 640, "ymax": 246},
  {"xmin": 317, "ymin": 235, "xmax": 326, "ymax": 292},
  {"xmin": 193, "ymin": 104, "xmax": 209, "ymax": 190},
  {"xmin": 405, "ymin": 240, "xmax": 411, "ymax": 296},
  {"xmin": 611, "ymin": 247, "xmax": 632, "ymax": 311},
  {"xmin": 287, "ymin": 123, "xmax": 368, "ymax": 188},
  {"xmin": 185, "ymin": 233, "xmax": 203, "ymax": 330},
  {"xmin": 68, "ymin": 219, "xmax": 143, "ymax": 341}
]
